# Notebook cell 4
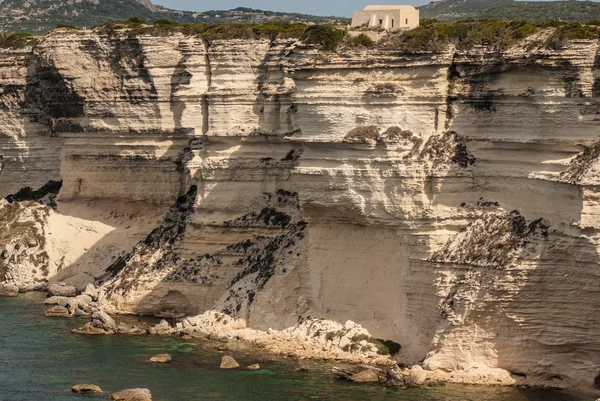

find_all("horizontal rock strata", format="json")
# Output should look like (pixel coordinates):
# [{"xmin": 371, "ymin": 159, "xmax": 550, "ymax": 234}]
[{"xmin": 1, "ymin": 29, "xmax": 600, "ymax": 392}]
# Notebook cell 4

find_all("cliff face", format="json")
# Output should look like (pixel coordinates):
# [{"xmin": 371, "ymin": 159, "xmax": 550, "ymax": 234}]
[{"xmin": 2, "ymin": 29, "xmax": 600, "ymax": 391}]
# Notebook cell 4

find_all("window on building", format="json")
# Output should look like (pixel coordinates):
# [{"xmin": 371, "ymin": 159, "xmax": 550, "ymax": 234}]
[
  {"xmin": 406, "ymin": 18, "xmax": 408, "ymax": 25},
  {"xmin": 379, "ymin": 19, "xmax": 383, "ymax": 27},
  {"xmin": 392, "ymin": 19, "xmax": 394, "ymax": 27}
]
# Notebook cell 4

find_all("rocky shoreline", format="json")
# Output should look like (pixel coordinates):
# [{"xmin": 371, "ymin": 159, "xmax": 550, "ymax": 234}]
[
  {"xmin": 6, "ymin": 286, "xmax": 600, "ymax": 397},
  {"xmin": 0, "ymin": 285, "xmax": 436, "ymax": 389},
  {"xmin": 2, "ymin": 285, "xmax": 522, "ymax": 391}
]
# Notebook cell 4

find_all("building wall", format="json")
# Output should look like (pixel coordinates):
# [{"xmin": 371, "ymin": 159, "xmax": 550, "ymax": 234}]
[{"xmin": 351, "ymin": 8, "xmax": 419, "ymax": 30}]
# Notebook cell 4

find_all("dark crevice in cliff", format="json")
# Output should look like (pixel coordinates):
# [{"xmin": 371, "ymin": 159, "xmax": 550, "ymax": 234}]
[
  {"xmin": 202, "ymin": 47, "xmax": 212, "ymax": 134},
  {"xmin": 592, "ymin": 47, "xmax": 600, "ymax": 98},
  {"xmin": 444, "ymin": 56, "xmax": 460, "ymax": 130},
  {"xmin": 5, "ymin": 180, "xmax": 63, "ymax": 209},
  {"xmin": 108, "ymin": 36, "xmax": 158, "ymax": 101},
  {"xmin": 170, "ymin": 44, "xmax": 192, "ymax": 130}
]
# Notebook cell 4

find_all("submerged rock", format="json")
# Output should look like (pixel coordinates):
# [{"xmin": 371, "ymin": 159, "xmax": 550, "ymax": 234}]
[
  {"xmin": 43, "ymin": 305, "xmax": 70, "ymax": 317},
  {"xmin": 109, "ymin": 388, "xmax": 152, "ymax": 401},
  {"xmin": 72, "ymin": 384, "xmax": 102, "ymax": 393},
  {"xmin": 148, "ymin": 354, "xmax": 172, "ymax": 363},
  {"xmin": 220, "ymin": 356, "xmax": 240, "ymax": 369},
  {"xmin": 117, "ymin": 323, "xmax": 147, "ymax": 335},
  {"xmin": 0, "ymin": 283, "xmax": 18, "ymax": 297},
  {"xmin": 333, "ymin": 365, "xmax": 404, "ymax": 387}
]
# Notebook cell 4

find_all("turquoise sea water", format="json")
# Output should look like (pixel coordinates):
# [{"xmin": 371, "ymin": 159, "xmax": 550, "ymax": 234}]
[{"xmin": 0, "ymin": 293, "xmax": 596, "ymax": 401}]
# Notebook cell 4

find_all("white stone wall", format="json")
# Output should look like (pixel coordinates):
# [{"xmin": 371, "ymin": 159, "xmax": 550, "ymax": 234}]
[{"xmin": 351, "ymin": 6, "xmax": 419, "ymax": 30}]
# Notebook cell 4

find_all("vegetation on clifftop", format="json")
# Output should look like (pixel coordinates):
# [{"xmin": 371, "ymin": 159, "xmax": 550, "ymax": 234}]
[
  {"xmin": 16, "ymin": 17, "xmax": 600, "ymax": 54},
  {"xmin": 379, "ymin": 19, "xmax": 600, "ymax": 52},
  {"xmin": 0, "ymin": 31, "xmax": 39, "ymax": 49},
  {"xmin": 92, "ymin": 18, "xmax": 348, "ymax": 50}
]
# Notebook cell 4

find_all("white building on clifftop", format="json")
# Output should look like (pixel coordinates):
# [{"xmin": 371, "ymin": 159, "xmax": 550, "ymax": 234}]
[{"xmin": 351, "ymin": 5, "xmax": 420, "ymax": 31}]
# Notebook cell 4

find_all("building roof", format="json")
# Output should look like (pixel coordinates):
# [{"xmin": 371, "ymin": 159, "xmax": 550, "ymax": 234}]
[{"xmin": 363, "ymin": 5, "xmax": 418, "ymax": 11}]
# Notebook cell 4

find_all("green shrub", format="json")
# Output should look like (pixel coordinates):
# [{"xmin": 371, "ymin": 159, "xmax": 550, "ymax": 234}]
[
  {"xmin": 1, "ymin": 32, "xmax": 39, "ymax": 49},
  {"xmin": 383, "ymin": 126, "xmax": 414, "ymax": 141},
  {"xmin": 350, "ymin": 33, "xmax": 375, "ymax": 48},
  {"xmin": 127, "ymin": 17, "xmax": 146, "ymax": 25},
  {"xmin": 538, "ymin": 20, "xmax": 568, "ymax": 28},
  {"xmin": 302, "ymin": 24, "xmax": 347, "ymax": 51},
  {"xmin": 153, "ymin": 19, "xmax": 179, "ymax": 26},
  {"xmin": 56, "ymin": 24, "xmax": 78, "ymax": 30},
  {"xmin": 546, "ymin": 22, "xmax": 600, "ymax": 49},
  {"xmin": 344, "ymin": 126, "xmax": 380, "ymax": 143}
]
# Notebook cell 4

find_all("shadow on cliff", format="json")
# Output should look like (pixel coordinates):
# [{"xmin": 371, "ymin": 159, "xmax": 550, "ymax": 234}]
[
  {"xmin": 15, "ymin": 34, "xmax": 186, "ymax": 286},
  {"xmin": 95, "ymin": 39, "xmax": 309, "ymax": 320}
]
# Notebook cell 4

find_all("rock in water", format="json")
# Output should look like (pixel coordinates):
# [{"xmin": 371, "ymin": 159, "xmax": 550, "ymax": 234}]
[
  {"xmin": 72, "ymin": 384, "xmax": 102, "ymax": 393},
  {"xmin": 43, "ymin": 305, "xmax": 70, "ymax": 317},
  {"xmin": 48, "ymin": 283, "xmax": 77, "ymax": 297},
  {"xmin": 148, "ymin": 320, "xmax": 171, "ymax": 336},
  {"xmin": 109, "ymin": 388, "xmax": 152, "ymax": 401},
  {"xmin": 90, "ymin": 310, "xmax": 117, "ymax": 331},
  {"xmin": 332, "ymin": 365, "xmax": 403, "ymax": 386},
  {"xmin": 73, "ymin": 309, "xmax": 117, "ymax": 334},
  {"xmin": 220, "ymin": 356, "xmax": 240, "ymax": 369},
  {"xmin": 0, "ymin": 283, "xmax": 18, "ymax": 297},
  {"xmin": 148, "ymin": 354, "xmax": 172, "ymax": 363},
  {"xmin": 246, "ymin": 364, "xmax": 261, "ymax": 370},
  {"xmin": 408, "ymin": 365, "xmax": 427, "ymax": 385}
]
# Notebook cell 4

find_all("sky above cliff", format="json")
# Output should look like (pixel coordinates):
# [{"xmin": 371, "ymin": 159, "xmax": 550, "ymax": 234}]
[{"xmin": 154, "ymin": 0, "xmax": 600, "ymax": 17}]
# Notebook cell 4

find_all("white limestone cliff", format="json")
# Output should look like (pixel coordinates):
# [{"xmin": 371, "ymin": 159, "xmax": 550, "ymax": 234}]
[{"xmin": 2, "ymin": 29, "xmax": 600, "ymax": 392}]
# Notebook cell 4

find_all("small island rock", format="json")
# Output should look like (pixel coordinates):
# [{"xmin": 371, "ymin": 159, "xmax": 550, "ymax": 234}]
[
  {"xmin": 148, "ymin": 354, "xmax": 172, "ymax": 363},
  {"xmin": 109, "ymin": 388, "xmax": 152, "ymax": 401},
  {"xmin": 220, "ymin": 356, "xmax": 240, "ymax": 369},
  {"xmin": 72, "ymin": 384, "xmax": 102, "ymax": 393},
  {"xmin": 246, "ymin": 364, "xmax": 261, "ymax": 370},
  {"xmin": 44, "ymin": 305, "xmax": 70, "ymax": 317}
]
